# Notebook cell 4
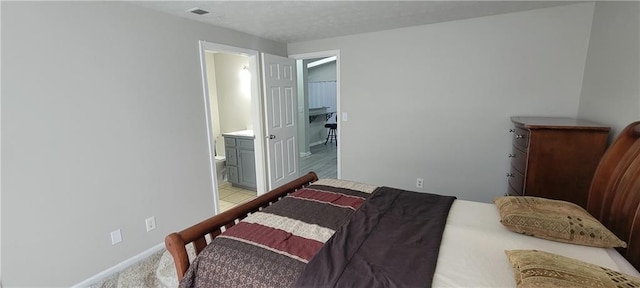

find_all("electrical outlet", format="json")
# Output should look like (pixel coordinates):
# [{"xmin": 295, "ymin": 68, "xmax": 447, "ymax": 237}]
[
  {"xmin": 111, "ymin": 229, "xmax": 122, "ymax": 245},
  {"xmin": 416, "ymin": 178, "xmax": 424, "ymax": 188},
  {"xmin": 145, "ymin": 216, "xmax": 156, "ymax": 232}
]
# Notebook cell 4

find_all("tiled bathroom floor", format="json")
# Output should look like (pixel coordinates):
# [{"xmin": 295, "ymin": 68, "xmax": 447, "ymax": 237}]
[{"xmin": 218, "ymin": 181, "xmax": 257, "ymax": 212}]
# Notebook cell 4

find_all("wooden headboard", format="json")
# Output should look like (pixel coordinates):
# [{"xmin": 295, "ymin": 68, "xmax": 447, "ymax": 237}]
[{"xmin": 587, "ymin": 121, "xmax": 640, "ymax": 270}]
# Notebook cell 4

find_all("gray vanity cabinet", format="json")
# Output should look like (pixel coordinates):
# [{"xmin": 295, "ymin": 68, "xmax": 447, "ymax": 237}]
[{"xmin": 223, "ymin": 133, "xmax": 257, "ymax": 191}]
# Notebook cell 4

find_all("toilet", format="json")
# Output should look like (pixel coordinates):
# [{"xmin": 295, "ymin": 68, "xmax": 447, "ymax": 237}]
[{"xmin": 214, "ymin": 156, "xmax": 226, "ymax": 184}]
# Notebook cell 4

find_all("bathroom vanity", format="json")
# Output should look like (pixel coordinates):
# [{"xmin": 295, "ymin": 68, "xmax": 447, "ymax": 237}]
[{"xmin": 222, "ymin": 130, "xmax": 256, "ymax": 191}]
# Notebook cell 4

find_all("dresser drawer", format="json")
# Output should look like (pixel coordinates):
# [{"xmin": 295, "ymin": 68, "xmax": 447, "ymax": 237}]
[
  {"xmin": 512, "ymin": 127, "xmax": 530, "ymax": 150},
  {"xmin": 509, "ymin": 145, "xmax": 527, "ymax": 174},
  {"xmin": 507, "ymin": 166, "xmax": 524, "ymax": 196}
]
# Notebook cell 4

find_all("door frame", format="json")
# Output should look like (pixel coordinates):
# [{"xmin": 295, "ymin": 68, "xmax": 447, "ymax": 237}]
[
  {"xmin": 198, "ymin": 41, "xmax": 267, "ymax": 214},
  {"xmin": 289, "ymin": 50, "xmax": 341, "ymax": 179}
]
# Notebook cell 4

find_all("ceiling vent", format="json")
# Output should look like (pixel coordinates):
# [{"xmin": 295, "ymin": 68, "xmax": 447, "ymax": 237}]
[{"xmin": 187, "ymin": 8, "xmax": 209, "ymax": 15}]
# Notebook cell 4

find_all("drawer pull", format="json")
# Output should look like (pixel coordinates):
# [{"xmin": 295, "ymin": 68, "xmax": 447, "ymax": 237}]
[
  {"xmin": 508, "ymin": 154, "xmax": 516, "ymax": 158},
  {"xmin": 509, "ymin": 129, "xmax": 515, "ymax": 133},
  {"xmin": 506, "ymin": 173, "xmax": 514, "ymax": 178},
  {"xmin": 515, "ymin": 134, "xmax": 525, "ymax": 139}
]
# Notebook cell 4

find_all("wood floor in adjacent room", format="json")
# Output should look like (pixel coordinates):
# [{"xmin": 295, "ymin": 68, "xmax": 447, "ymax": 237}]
[{"xmin": 300, "ymin": 143, "xmax": 337, "ymax": 179}]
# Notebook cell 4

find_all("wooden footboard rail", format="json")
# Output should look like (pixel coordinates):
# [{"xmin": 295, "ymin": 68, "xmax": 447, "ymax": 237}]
[{"xmin": 165, "ymin": 172, "xmax": 319, "ymax": 281}]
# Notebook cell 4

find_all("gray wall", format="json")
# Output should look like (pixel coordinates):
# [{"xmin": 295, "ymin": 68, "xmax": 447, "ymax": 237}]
[
  {"xmin": 307, "ymin": 62, "xmax": 338, "ymax": 145},
  {"xmin": 1, "ymin": 1, "xmax": 285, "ymax": 286},
  {"xmin": 288, "ymin": 3, "xmax": 595, "ymax": 201},
  {"xmin": 205, "ymin": 52, "xmax": 223, "ymax": 157},
  {"xmin": 577, "ymin": 1, "xmax": 640, "ymax": 138},
  {"xmin": 308, "ymin": 61, "xmax": 337, "ymax": 82},
  {"xmin": 207, "ymin": 52, "xmax": 253, "ymax": 158},
  {"xmin": 213, "ymin": 52, "xmax": 252, "ymax": 156},
  {"xmin": 297, "ymin": 60, "xmax": 311, "ymax": 156}
]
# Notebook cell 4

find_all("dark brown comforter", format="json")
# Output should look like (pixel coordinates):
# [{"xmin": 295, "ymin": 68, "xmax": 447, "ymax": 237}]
[
  {"xmin": 294, "ymin": 187, "xmax": 456, "ymax": 287},
  {"xmin": 180, "ymin": 184, "xmax": 455, "ymax": 288}
]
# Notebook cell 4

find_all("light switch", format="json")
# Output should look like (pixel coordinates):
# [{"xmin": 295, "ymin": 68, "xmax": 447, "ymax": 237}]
[{"xmin": 342, "ymin": 112, "xmax": 348, "ymax": 122}]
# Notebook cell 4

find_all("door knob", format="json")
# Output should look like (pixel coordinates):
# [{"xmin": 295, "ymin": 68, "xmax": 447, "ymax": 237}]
[{"xmin": 266, "ymin": 134, "xmax": 276, "ymax": 139}]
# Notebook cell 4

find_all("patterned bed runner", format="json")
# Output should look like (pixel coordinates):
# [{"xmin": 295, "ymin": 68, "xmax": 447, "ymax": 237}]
[{"xmin": 179, "ymin": 183, "xmax": 373, "ymax": 288}]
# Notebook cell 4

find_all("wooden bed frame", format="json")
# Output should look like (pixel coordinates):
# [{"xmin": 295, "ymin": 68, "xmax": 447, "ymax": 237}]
[
  {"xmin": 587, "ymin": 121, "xmax": 640, "ymax": 270},
  {"xmin": 165, "ymin": 171, "xmax": 318, "ymax": 281},
  {"xmin": 165, "ymin": 121, "xmax": 640, "ymax": 281}
]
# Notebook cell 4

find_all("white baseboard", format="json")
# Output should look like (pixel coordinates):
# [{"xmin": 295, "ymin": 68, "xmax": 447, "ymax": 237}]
[
  {"xmin": 72, "ymin": 242, "xmax": 165, "ymax": 288},
  {"xmin": 310, "ymin": 141, "xmax": 325, "ymax": 147}
]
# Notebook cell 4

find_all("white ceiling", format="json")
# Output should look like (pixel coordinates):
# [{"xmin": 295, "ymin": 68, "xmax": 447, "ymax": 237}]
[{"xmin": 132, "ymin": 1, "xmax": 579, "ymax": 43}]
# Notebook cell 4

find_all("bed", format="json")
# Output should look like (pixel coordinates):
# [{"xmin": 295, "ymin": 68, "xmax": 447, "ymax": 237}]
[{"xmin": 166, "ymin": 121, "xmax": 640, "ymax": 287}]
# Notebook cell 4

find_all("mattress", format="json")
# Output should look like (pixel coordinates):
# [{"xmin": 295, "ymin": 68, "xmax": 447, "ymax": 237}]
[{"xmin": 432, "ymin": 199, "xmax": 639, "ymax": 287}]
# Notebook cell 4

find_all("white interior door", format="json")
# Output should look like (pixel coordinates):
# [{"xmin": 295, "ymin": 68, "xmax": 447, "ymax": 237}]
[{"xmin": 262, "ymin": 53, "xmax": 299, "ymax": 189}]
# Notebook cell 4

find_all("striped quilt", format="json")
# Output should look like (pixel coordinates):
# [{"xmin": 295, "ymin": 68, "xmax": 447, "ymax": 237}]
[{"xmin": 179, "ymin": 179, "xmax": 377, "ymax": 288}]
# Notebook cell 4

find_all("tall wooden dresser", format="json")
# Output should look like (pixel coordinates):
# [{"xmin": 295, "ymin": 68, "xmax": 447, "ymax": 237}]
[{"xmin": 507, "ymin": 117, "xmax": 610, "ymax": 209}]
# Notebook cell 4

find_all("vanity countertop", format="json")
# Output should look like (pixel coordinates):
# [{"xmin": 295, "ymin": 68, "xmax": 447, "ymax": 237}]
[{"xmin": 222, "ymin": 130, "xmax": 255, "ymax": 139}]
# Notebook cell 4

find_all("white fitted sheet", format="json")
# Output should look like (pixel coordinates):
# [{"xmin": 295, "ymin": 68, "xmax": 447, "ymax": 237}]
[{"xmin": 432, "ymin": 200, "xmax": 639, "ymax": 287}]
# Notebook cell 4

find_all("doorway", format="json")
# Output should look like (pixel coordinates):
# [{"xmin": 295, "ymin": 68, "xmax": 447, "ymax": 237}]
[
  {"xmin": 199, "ymin": 41, "xmax": 266, "ymax": 214},
  {"xmin": 199, "ymin": 43, "xmax": 336, "ymax": 214},
  {"xmin": 204, "ymin": 51, "xmax": 259, "ymax": 212},
  {"xmin": 292, "ymin": 51, "xmax": 340, "ymax": 179}
]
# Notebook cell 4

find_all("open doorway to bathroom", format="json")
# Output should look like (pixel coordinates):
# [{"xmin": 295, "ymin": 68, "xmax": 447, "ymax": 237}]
[
  {"xmin": 203, "ymin": 49, "xmax": 259, "ymax": 213},
  {"xmin": 295, "ymin": 53, "xmax": 339, "ymax": 179}
]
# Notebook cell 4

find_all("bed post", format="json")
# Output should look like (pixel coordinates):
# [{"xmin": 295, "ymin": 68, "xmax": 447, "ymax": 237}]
[{"xmin": 165, "ymin": 233, "xmax": 190, "ymax": 280}]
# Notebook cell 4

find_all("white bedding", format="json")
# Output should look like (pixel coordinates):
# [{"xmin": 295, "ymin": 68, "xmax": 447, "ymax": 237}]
[{"xmin": 432, "ymin": 199, "xmax": 639, "ymax": 287}]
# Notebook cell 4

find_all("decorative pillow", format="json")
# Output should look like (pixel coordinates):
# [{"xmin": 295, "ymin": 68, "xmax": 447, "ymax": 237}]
[
  {"xmin": 494, "ymin": 196, "xmax": 626, "ymax": 248},
  {"xmin": 506, "ymin": 249, "xmax": 640, "ymax": 288}
]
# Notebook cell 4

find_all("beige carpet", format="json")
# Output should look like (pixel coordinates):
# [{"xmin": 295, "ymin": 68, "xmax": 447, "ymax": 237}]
[{"xmin": 90, "ymin": 247, "xmax": 194, "ymax": 288}]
